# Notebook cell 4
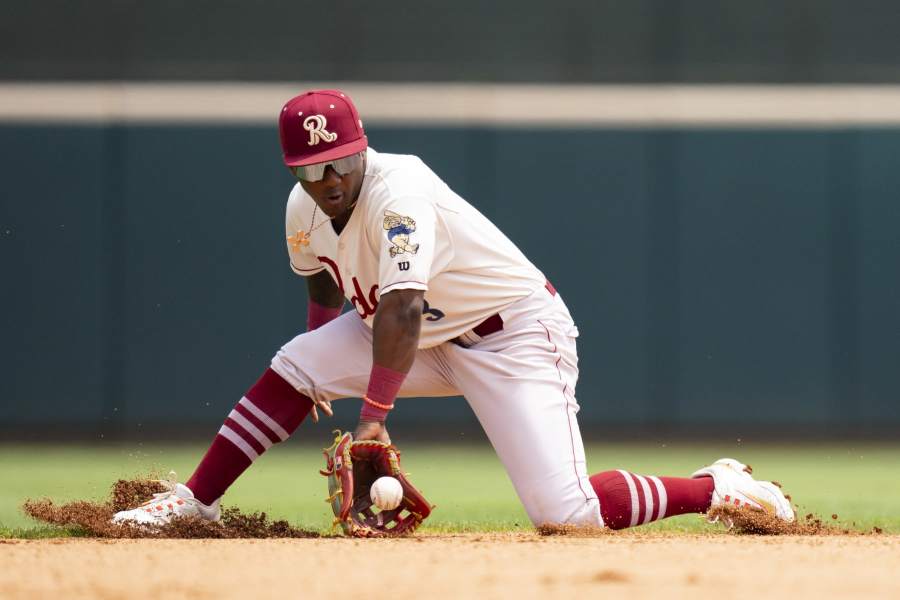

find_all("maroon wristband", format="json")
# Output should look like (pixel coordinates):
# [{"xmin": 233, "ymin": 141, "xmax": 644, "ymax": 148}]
[
  {"xmin": 307, "ymin": 300, "xmax": 342, "ymax": 331},
  {"xmin": 360, "ymin": 364, "xmax": 406, "ymax": 421}
]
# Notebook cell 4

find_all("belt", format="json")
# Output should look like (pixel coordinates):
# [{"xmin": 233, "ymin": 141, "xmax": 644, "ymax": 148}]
[{"xmin": 456, "ymin": 281, "xmax": 557, "ymax": 344}]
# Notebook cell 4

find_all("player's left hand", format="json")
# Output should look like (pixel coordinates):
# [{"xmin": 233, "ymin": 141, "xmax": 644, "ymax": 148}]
[
  {"xmin": 309, "ymin": 398, "xmax": 333, "ymax": 423},
  {"xmin": 354, "ymin": 419, "xmax": 390, "ymax": 443}
]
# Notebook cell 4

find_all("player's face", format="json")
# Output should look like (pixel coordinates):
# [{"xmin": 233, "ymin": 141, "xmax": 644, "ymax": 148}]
[{"xmin": 298, "ymin": 154, "xmax": 366, "ymax": 220}]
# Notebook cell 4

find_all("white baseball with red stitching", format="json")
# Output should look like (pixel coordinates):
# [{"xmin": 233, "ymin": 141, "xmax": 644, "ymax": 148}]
[{"xmin": 370, "ymin": 476, "xmax": 403, "ymax": 510}]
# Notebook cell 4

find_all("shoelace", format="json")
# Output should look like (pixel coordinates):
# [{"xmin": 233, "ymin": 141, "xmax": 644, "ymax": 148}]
[{"xmin": 137, "ymin": 472, "xmax": 187, "ymax": 513}]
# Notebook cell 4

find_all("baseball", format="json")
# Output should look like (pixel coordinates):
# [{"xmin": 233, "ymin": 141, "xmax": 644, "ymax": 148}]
[{"xmin": 370, "ymin": 476, "xmax": 403, "ymax": 510}]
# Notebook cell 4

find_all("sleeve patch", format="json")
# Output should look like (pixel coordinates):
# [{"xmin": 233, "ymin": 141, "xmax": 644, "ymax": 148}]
[{"xmin": 383, "ymin": 210, "xmax": 420, "ymax": 257}]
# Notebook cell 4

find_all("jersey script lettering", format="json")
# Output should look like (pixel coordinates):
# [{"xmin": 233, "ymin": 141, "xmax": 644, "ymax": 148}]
[{"xmin": 320, "ymin": 255, "xmax": 443, "ymax": 322}]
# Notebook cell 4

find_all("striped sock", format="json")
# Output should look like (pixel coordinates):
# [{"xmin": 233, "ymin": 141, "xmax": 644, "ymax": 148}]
[
  {"xmin": 589, "ymin": 470, "xmax": 714, "ymax": 530},
  {"xmin": 186, "ymin": 368, "xmax": 313, "ymax": 505}
]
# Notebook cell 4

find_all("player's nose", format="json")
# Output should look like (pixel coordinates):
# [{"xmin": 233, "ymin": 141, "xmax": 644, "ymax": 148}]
[{"xmin": 322, "ymin": 165, "xmax": 342, "ymax": 184}]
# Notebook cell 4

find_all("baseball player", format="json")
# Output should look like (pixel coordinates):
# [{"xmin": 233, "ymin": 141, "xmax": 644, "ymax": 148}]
[{"xmin": 113, "ymin": 90, "xmax": 794, "ymax": 529}]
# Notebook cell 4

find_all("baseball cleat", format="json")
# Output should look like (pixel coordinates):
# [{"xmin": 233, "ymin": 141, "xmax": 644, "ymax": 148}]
[
  {"xmin": 111, "ymin": 475, "xmax": 221, "ymax": 526},
  {"xmin": 692, "ymin": 458, "xmax": 795, "ymax": 522}
]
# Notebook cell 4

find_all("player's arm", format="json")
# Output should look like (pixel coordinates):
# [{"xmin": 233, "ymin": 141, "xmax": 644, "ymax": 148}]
[
  {"xmin": 355, "ymin": 198, "xmax": 436, "ymax": 442},
  {"xmin": 306, "ymin": 269, "xmax": 344, "ymax": 309},
  {"xmin": 372, "ymin": 288, "xmax": 424, "ymax": 372},
  {"xmin": 354, "ymin": 288, "xmax": 424, "ymax": 443},
  {"xmin": 287, "ymin": 196, "xmax": 345, "ymax": 331},
  {"xmin": 301, "ymin": 271, "xmax": 345, "ymax": 422},
  {"xmin": 305, "ymin": 269, "xmax": 344, "ymax": 336}
]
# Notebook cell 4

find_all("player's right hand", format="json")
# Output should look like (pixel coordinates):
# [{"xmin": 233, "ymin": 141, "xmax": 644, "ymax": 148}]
[
  {"xmin": 354, "ymin": 419, "xmax": 391, "ymax": 444},
  {"xmin": 310, "ymin": 398, "xmax": 333, "ymax": 423}
]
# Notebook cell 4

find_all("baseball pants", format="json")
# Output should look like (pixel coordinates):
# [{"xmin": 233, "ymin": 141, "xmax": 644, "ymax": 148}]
[{"xmin": 271, "ymin": 287, "xmax": 603, "ymax": 527}]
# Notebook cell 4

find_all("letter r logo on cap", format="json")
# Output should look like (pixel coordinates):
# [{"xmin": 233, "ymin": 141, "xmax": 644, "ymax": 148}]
[
  {"xmin": 279, "ymin": 90, "xmax": 367, "ymax": 166},
  {"xmin": 303, "ymin": 114, "xmax": 338, "ymax": 146}
]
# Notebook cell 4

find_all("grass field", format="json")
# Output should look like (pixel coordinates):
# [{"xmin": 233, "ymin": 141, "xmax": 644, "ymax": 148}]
[{"xmin": 2, "ymin": 440, "xmax": 898, "ymax": 537}]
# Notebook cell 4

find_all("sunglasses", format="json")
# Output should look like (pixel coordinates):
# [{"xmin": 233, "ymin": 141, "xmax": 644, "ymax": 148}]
[{"xmin": 289, "ymin": 152, "xmax": 364, "ymax": 182}]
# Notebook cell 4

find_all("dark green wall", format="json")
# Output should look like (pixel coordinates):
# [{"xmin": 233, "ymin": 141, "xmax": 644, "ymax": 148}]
[
  {"xmin": 1, "ymin": 125, "xmax": 899, "ymax": 434},
  {"xmin": 5, "ymin": 0, "xmax": 900, "ymax": 83}
]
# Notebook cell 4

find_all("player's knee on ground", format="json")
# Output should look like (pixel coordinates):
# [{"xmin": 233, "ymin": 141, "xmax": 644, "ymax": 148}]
[{"xmin": 518, "ymin": 476, "xmax": 602, "ymax": 528}]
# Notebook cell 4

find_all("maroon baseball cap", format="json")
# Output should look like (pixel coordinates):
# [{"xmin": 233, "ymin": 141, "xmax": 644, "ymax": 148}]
[{"xmin": 278, "ymin": 89, "xmax": 368, "ymax": 167}]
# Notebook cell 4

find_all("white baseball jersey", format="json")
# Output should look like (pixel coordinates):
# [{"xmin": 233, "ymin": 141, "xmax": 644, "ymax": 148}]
[
  {"xmin": 274, "ymin": 147, "xmax": 599, "ymax": 528},
  {"xmin": 285, "ymin": 147, "xmax": 548, "ymax": 348}
]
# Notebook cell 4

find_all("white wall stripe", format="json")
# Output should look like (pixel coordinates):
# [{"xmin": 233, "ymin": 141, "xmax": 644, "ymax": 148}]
[
  {"xmin": 636, "ymin": 475, "xmax": 655, "ymax": 525},
  {"xmin": 228, "ymin": 409, "xmax": 273, "ymax": 450},
  {"xmin": 218, "ymin": 424, "xmax": 259, "ymax": 461},
  {"xmin": 617, "ymin": 469, "xmax": 640, "ymax": 528},
  {"xmin": 5, "ymin": 83, "xmax": 900, "ymax": 127},
  {"xmin": 238, "ymin": 397, "xmax": 290, "ymax": 441},
  {"xmin": 649, "ymin": 476, "xmax": 667, "ymax": 521}
]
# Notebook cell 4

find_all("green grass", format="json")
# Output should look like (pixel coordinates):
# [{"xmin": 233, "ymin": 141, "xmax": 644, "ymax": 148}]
[{"xmin": 1, "ymin": 441, "xmax": 898, "ymax": 538}]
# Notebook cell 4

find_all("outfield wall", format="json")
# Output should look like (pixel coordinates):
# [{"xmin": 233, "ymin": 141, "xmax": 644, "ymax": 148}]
[
  {"xmin": 5, "ymin": 0, "xmax": 900, "ymax": 84},
  {"xmin": 2, "ymin": 110, "xmax": 898, "ymax": 435}
]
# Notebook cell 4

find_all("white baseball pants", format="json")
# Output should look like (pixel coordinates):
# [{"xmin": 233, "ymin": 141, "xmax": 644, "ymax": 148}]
[{"xmin": 271, "ymin": 288, "xmax": 602, "ymax": 527}]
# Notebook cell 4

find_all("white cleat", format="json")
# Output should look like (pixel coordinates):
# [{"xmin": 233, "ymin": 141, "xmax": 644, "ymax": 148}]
[
  {"xmin": 692, "ymin": 458, "xmax": 794, "ymax": 522},
  {"xmin": 112, "ymin": 477, "xmax": 221, "ymax": 526}
]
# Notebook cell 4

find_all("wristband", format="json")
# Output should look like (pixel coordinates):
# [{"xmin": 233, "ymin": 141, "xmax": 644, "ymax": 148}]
[
  {"xmin": 307, "ymin": 300, "xmax": 342, "ymax": 331},
  {"xmin": 360, "ymin": 364, "xmax": 406, "ymax": 421},
  {"xmin": 362, "ymin": 395, "xmax": 395, "ymax": 411}
]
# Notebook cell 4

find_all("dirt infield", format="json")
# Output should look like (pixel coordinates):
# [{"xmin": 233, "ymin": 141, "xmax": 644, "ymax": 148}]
[
  {"xmin": 13, "ymin": 477, "xmax": 897, "ymax": 598},
  {"xmin": 2, "ymin": 534, "xmax": 897, "ymax": 600}
]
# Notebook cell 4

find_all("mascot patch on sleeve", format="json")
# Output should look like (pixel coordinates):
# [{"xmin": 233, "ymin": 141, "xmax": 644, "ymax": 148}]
[{"xmin": 383, "ymin": 210, "xmax": 419, "ymax": 258}]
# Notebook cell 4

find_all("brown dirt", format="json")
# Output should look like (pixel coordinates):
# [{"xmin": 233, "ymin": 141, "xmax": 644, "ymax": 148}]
[
  {"xmin": 705, "ymin": 504, "xmax": 877, "ymax": 536},
  {"xmin": 16, "ymin": 478, "xmax": 897, "ymax": 598},
  {"xmin": 23, "ymin": 478, "xmax": 319, "ymax": 539},
  {"xmin": 1, "ymin": 534, "xmax": 898, "ymax": 600},
  {"xmin": 536, "ymin": 505, "xmax": 879, "ymax": 538},
  {"xmin": 537, "ymin": 522, "xmax": 613, "ymax": 536}
]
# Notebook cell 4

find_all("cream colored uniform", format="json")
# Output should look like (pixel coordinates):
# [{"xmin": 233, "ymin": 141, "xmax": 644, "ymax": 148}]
[{"xmin": 271, "ymin": 147, "xmax": 602, "ymax": 526}]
